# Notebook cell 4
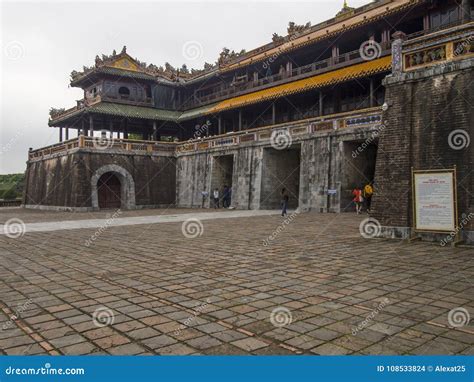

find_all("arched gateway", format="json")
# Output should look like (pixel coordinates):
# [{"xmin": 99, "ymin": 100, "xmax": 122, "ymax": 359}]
[{"xmin": 91, "ymin": 165, "xmax": 136, "ymax": 210}]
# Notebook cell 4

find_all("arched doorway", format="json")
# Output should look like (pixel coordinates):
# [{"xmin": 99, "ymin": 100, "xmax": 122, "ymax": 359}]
[
  {"xmin": 91, "ymin": 164, "xmax": 136, "ymax": 210},
  {"xmin": 98, "ymin": 172, "xmax": 122, "ymax": 209}
]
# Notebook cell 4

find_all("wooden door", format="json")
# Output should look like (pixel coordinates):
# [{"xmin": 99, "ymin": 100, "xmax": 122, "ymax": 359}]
[{"xmin": 98, "ymin": 173, "xmax": 121, "ymax": 209}]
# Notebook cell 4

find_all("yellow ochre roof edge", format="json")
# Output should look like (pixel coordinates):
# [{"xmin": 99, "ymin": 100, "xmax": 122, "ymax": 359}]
[{"xmin": 208, "ymin": 56, "xmax": 392, "ymax": 114}]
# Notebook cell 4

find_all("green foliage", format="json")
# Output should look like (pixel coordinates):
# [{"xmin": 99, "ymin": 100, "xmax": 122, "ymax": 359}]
[{"xmin": 0, "ymin": 173, "xmax": 24, "ymax": 200}]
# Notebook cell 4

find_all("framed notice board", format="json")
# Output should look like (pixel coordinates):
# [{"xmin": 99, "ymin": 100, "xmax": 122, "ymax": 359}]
[{"xmin": 412, "ymin": 168, "xmax": 458, "ymax": 233}]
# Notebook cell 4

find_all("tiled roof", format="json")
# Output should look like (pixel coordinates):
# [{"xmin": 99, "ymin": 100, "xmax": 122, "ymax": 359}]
[
  {"xmin": 70, "ymin": 67, "xmax": 159, "ymax": 86},
  {"xmin": 219, "ymin": 0, "xmax": 418, "ymax": 73},
  {"xmin": 50, "ymin": 56, "xmax": 391, "ymax": 125},
  {"xmin": 208, "ymin": 56, "xmax": 392, "ymax": 113},
  {"xmin": 49, "ymin": 102, "xmax": 181, "ymax": 125}
]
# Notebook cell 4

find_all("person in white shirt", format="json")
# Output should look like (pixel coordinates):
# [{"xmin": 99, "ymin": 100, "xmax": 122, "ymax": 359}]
[{"xmin": 213, "ymin": 188, "xmax": 220, "ymax": 209}]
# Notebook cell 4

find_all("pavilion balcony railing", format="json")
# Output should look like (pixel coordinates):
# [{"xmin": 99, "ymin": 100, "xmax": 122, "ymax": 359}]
[
  {"xmin": 32, "ymin": 107, "xmax": 383, "ymax": 160},
  {"xmin": 28, "ymin": 136, "xmax": 175, "ymax": 161},
  {"xmin": 405, "ymin": 16, "xmax": 473, "ymax": 41},
  {"xmin": 0, "ymin": 199, "xmax": 22, "ymax": 208},
  {"xmin": 176, "ymin": 106, "xmax": 383, "ymax": 153},
  {"xmin": 403, "ymin": 21, "xmax": 474, "ymax": 71},
  {"xmin": 184, "ymin": 19, "xmax": 474, "ymax": 109},
  {"xmin": 183, "ymin": 43, "xmax": 392, "ymax": 109}
]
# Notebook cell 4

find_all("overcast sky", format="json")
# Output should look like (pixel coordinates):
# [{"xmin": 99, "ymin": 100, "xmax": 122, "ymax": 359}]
[{"xmin": 0, "ymin": 0, "xmax": 368, "ymax": 174}]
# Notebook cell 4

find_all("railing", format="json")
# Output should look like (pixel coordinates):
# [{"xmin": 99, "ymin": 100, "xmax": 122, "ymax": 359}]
[
  {"xmin": 403, "ymin": 23, "xmax": 474, "ymax": 71},
  {"xmin": 0, "ymin": 199, "xmax": 22, "ymax": 208},
  {"xmin": 29, "ymin": 136, "xmax": 175, "ymax": 160},
  {"xmin": 185, "ymin": 44, "xmax": 391, "ymax": 109},
  {"xmin": 32, "ymin": 107, "xmax": 383, "ymax": 160},
  {"xmin": 176, "ymin": 107, "xmax": 383, "ymax": 153},
  {"xmin": 185, "ymin": 21, "xmax": 473, "ymax": 109},
  {"xmin": 405, "ymin": 18, "xmax": 470, "ymax": 41}
]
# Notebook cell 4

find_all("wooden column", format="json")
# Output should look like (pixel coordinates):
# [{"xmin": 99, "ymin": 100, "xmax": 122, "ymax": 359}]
[
  {"xmin": 153, "ymin": 121, "xmax": 157, "ymax": 140},
  {"xmin": 369, "ymin": 78, "xmax": 375, "ymax": 108},
  {"xmin": 89, "ymin": 115, "xmax": 94, "ymax": 137},
  {"xmin": 334, "ymin": 88, "xmax": 341, "ymax": 113},
  {"xmin": 319, "ymin": 91, "xmax": 324, "ymax": 116},
  {"xmin": 218, "ymin": 115, "xmax": 222, "ymax": 135},
  {"xmin": 272, "ymin": 103, "xmax": 276, "ymax": 125},
  {"xmin": 238, "ymin": 110, "xmax": 242, "ymax": 131},
  {"xmin": 81, "ymin": 119, "xmax": 86, "ymax": 136},
  {"xmin": 59, "ymin": 127, "xmax": 63, "ymax": 142},
  {"xmin": 332, "ymin": 45, "xmax": 339, "ymax": 64},
  {"xmin": 286, "ymin": 61, "xmax": 293, "ymax": 77},
  {"xmin": 124, "ymin": 120, "xmax": 128, "ymax": 139},
  {"xmin": 462, "ymin": 0, "xmax": 471, "ymax": 22},
  {"xmin": 423, "ymin": 14, "xmax": 430, "ymax": 31},
  {"xmin": 109, "ymin": 120, "xmax": 114, "ymax": 138},
  {"xmin": 65, "ymin": 127, "xmax": 69, "ymax": 140}
]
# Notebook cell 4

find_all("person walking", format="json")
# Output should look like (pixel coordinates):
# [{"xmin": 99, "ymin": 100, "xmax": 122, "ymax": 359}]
[
  {"xmin": 352, "ymin": 186, "xmax": 363, "ymax": 214},
  {"xmin": 281, "ymin": 188, "xmax": 289, "ymax": 217},
  {"xmin": 213, "ymin": 188, "xmax": 220, "ymax": 209},
  {"xmin": 363, "ymin": 182, "xmax": 374, "ymax": 213},
  {"xmin": 223, "ymin": 185, "xmax": 230, "ymax": 208}
]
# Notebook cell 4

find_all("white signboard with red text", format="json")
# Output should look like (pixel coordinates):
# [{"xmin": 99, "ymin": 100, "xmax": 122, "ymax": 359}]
[{"xmin": 412, "ymin": 170, "xmax": 457, "ymax": 233}]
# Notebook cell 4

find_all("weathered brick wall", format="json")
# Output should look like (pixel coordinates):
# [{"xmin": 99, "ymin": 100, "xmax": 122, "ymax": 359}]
[
  {"xmin": 175, "ymin": 146, "xmax": 263, "ymax": 209},
  {"xmin": 24, "ymin": 151, "xmax": 176, "ymax": 209},
  {"xmin": 260, "ymin": 148, "xmax": 300, "ymax": 209},
  {"xmin": 372, "ymin": 59, "xmax": 473, "ymax": 238},
  {"xmin": 176, "ymin": 152, "xmax": 212, "ymax": 208}
]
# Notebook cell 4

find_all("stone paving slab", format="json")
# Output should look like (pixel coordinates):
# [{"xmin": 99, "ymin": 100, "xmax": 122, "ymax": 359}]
[
  {"xmin": 0, "ymin": 207, "xmax": 220, "ymax": 224},
  {"xmin": 0, "ymin": 209, "xmax": 472, "ymax": 355},
  {"xmin": 0, "ymin": 209, "xmax": 281, "ymax": 234}
]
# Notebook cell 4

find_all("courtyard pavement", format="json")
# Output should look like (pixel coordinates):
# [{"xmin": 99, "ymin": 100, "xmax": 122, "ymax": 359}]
[{"xmin": 0, "ymin": 208, "xmax": 472, "ymax": 355}]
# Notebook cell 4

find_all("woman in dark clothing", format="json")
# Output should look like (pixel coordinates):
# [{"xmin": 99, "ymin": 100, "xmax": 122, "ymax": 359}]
[{"xmin": 281, "ymin": 188, "xmax": 289, "ymax": 217}]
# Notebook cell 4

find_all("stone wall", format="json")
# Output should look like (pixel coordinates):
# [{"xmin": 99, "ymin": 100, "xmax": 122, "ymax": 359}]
[
  {"xmin": 175, "ymin": 126, "xmax": 381, "ymax": 212},
  {"xmin": 372, "ymin": 58, "xmax": 474, "ymax": 243},
  {"xmin": 24, "ymin": 150, "xmax": 176, "ymax": 211}
]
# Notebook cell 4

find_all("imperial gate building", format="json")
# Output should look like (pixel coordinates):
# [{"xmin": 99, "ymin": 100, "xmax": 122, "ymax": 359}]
[{"xmin": 24, "ymin": 0, "xmax": 473, "ymax": 244}]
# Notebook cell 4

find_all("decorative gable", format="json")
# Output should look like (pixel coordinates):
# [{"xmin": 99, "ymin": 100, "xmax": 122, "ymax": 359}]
[{"xmin": 107, "ymin": 56, "xmax": 141, "ymax": 72}]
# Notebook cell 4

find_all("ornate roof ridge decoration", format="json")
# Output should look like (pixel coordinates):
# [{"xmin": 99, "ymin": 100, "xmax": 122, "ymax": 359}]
[
  {"xmin": 219, "ymin": 0, "xmax": 417, "ymax": 72},
  {"xmin": 67, "ymin": 0, "xmax": 414, "ymax": 83},
  {"xmin": 69, "ymin": 46, "xmax": 221, "ymax": 84},
  {"xmin": 336, "ymin": 0, "xmax": 356, "ymax": 20}
]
